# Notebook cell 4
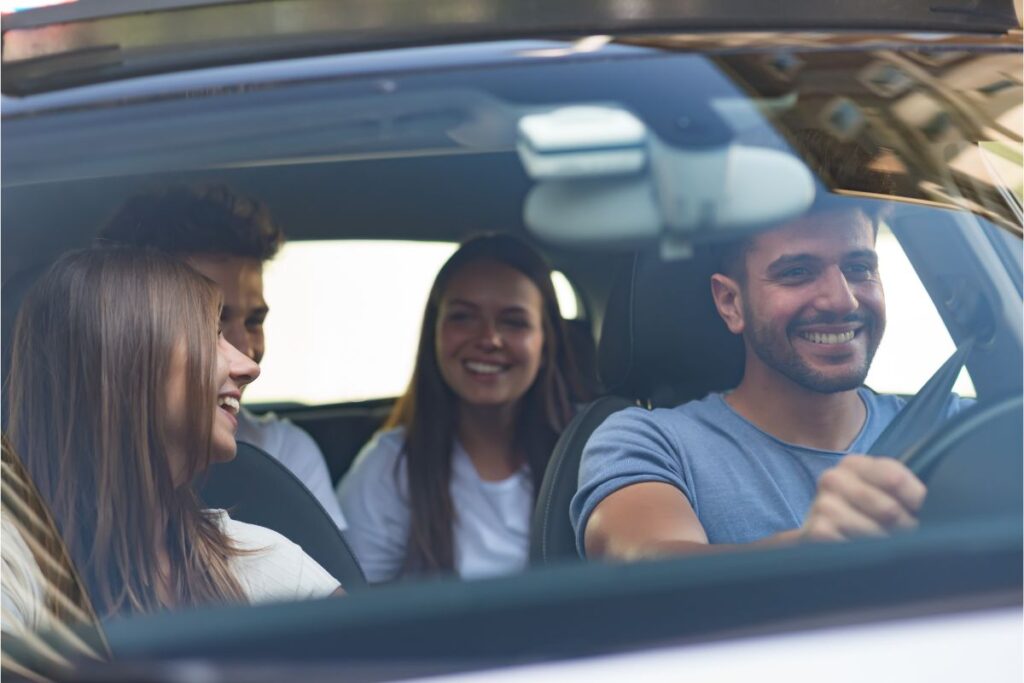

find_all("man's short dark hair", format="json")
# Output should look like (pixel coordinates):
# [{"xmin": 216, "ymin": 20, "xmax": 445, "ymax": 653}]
[
  {"xmin": 715, "ymin": 208, "xmax": 879, "ymax": 284},
  {"xmin": 99, "ymin": 185, "xmax": 284, "ymax": 261},
  {"xmin": 715, "ymin": 129, "xmax": 893, "ymax": 283}
]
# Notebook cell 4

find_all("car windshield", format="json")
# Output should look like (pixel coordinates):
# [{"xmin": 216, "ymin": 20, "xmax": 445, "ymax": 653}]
[{"xmin": 2, "ymin": 7, "xmax": 1021, "ymax": 681}]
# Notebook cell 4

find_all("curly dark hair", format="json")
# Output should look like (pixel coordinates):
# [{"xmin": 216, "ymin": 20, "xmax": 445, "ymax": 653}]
[{"xmin": 99, "ymin": 185, "xmax": 284, "ymax": 261}]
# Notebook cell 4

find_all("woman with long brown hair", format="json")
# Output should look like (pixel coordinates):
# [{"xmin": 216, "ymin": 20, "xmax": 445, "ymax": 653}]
[
  {"xmin": 7, "ymin": 247, "xmax": 341, "ymax": 618},
  {"xmin": 337, "ymin": 234, "xmax": 590, "ymax": 582}
]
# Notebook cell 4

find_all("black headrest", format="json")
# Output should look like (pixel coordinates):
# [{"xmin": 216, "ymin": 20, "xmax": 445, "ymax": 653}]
[
  {"xmin": 201, "ymin": 442, "xmax": 367, "ymax": 590},
  {"xmin": 562, "ymin": 318, "xmax": 603, "ymax": 396},
  {"xmin": 598, "ymin": 246, "xmax": 744, "ymax": 406}
]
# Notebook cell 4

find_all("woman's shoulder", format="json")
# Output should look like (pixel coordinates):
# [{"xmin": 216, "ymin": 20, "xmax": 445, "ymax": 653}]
[
  {"xmin": 206, "ymin": 509, "xmax": 292, "ymax": 551},
  {"xmin": 204, "ymin": 510, "xmax": 340, "ymax": 603},
  {"xmin": 347, "ymin": 427, "xmax": 408, "ymax": 475},
  {"xmin": 337, "ymin": 427, "xmax": 410, "ymax": 505},
  {"xmin": 368, "ymin": 426, "xmax": 408, "ymax": 450}
]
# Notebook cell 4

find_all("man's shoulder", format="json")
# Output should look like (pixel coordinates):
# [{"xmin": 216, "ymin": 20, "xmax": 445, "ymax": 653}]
[
  {"xmin": 859, "ymin": 387, "xmax": 975, "ymax": 422},
  {"xmin": 860, "ymin": 387, "xmax": 907, "ymax": 414},
  {"xmin": 238, "ymin": 407, "xmax": 297, "ymax": 435},
  {"xmin": 597, "ymin": 393, "xmax": 730, "ymax": 435},
  {"xmin": 658, "ymin": 392, "xmax": 731, "ymax": 420},
  {"xmin": 584, "ymin": 393, "xmax": 735, "ymax": 463},
  {"xmin": 238, "ymin": 408, "xmax": 321, "ymax": 455}
]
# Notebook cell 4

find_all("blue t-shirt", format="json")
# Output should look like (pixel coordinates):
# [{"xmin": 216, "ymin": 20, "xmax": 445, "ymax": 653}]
[{"xmin": 571, "ymin": 388, "xmax": 968, "ymax": 555}]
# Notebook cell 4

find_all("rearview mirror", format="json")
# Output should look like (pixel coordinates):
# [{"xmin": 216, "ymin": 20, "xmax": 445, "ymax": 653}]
[{"xmin": 519, "ymin": 104, "xmax": 815, "ymax": 252}]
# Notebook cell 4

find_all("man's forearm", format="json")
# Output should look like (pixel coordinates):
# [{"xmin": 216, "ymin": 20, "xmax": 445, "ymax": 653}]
[
  {"xmin": 584, "ymin": 482, "xmax": 804, "ymax": 562},
  {"xmin": 599, "ymin": 528, "xmax": 802, "ymax": 561}
]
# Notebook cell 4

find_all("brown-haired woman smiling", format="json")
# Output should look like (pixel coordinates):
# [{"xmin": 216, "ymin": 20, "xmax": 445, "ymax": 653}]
[
  {"xmin": 337, "ymin": 234, "xmax": 590, "ymax": 582},
  {"xmin": 7, "ymin": 247, "xmax": 341, "ymax": 617}
]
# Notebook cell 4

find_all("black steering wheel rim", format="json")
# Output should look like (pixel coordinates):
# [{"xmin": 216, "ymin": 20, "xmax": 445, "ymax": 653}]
[{"xmin": 899, "ymin": 393, "xmax": 1022, "ymax": 525}]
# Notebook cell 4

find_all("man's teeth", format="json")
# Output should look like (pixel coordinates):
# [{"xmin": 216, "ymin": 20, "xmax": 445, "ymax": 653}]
[
  {"xmin": 218, "ymin": 396, "xmax": 240, "ymax": 414},
  {"xmin": 465, "ymin": 361, "xmax": 504, "ymax": 374},
  {"xmin": 801, "ymin": 330, "xmax": 856, "ymax": 345}
]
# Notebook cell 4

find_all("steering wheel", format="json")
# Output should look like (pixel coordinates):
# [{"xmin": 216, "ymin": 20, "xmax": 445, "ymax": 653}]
[{"xmin": 899, "ymin": 394, "xmax": 1022, "ymax": 525}]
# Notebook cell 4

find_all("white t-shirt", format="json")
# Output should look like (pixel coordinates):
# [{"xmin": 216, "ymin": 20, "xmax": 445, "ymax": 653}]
[
  {"xmin": 236, "ymin": 408, "xmax": 347, "ymax": 531},
  {"xmin": 1, "ymin": 511, "xmax": 338, "ymax": 631},
  {"xmin": 211, "ymin": 510, "xmax": 341, "ymax": 603},
  {"xmin": 335, "ymin": 427, "xmax": 533, "ymax": 583}
]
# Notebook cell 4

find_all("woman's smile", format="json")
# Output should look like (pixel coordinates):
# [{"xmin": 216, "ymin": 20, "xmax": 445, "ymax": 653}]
[
  {"xmin": 436, "ymin": 261, "xmax": 545, "ymax": 411},
  {"xmin": 216, "ymin": 392, "xmax": 241, "ymax": 430},
  {"xmin": 462, "ymin": 359, "xmax": 512, "ymax": 377}
]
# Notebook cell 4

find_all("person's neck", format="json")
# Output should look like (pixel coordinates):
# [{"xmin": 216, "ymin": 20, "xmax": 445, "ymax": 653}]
[
  {"xmin": 455, "ymin": 403, "xmax": 522, "ymax": 481},
  {"xmin": 725, "ymin": 361, "xmax": 866, "ymax": 452}
]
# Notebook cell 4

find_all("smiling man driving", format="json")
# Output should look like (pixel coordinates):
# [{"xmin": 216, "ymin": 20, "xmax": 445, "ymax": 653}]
[{"xmin": 571, "ymin": 198, "xmax": 970, "ymax": 560}]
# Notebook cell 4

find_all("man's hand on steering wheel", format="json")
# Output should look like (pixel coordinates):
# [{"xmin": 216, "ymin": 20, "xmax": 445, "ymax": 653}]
[{"xmin": 800, "ymin": 455, "xmax": 927, "ymax": 542}]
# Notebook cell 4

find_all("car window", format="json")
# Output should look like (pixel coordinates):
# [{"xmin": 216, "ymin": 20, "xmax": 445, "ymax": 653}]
[
  {"xmin": 250, "ymin": 227, "xmax": 975, "ymax": 406},
  {"xmin": 247, "ymin": 240, "xmax": 581, "ymax": 405},
  {"xmin": 865, "ymin": 224, "xmax": 975, "ymax": 397}
]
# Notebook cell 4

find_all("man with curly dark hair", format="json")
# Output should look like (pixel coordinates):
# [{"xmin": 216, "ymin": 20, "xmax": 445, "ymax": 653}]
[{"xmin": 100, "ymin": 185, "xmax": 346, "ymax": 530}]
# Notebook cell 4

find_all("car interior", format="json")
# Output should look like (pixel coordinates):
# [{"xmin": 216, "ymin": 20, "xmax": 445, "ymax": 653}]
[
  {"xmin": 1, "ymin": 10, "xmax": 1021, "ymax": 678},
  {"xmin": 4, "ymin": 157, "xmax": 1021, "ymax": 678}
]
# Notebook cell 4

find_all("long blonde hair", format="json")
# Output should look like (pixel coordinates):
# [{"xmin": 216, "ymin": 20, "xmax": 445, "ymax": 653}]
[{"xmin": 7, "ymin": 247, "xmax": 248, "ymax": 617}]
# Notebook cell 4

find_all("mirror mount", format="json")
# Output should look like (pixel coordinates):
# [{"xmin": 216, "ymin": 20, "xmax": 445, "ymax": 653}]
[{"xmin": 519, "ymin": 104, "xmax": 816, "ymax": 257}]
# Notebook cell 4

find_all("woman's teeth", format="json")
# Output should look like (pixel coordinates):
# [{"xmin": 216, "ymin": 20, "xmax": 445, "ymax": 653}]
[
  {"xmin": 800, "ymin": 330, "xmax": 856, "ymax": 345},
  {"xmin": 218, "ymin": 396, "xmax": 240, "ymax": 415},
  {"xmin": 465, "ymin": 361, "xmax": 504, "ymax": 374}
]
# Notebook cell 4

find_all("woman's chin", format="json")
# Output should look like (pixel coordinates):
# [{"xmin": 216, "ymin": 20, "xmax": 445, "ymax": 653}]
[{"xmin": 210, "ymin": 442, "xmax": 238, "ymax": 465}]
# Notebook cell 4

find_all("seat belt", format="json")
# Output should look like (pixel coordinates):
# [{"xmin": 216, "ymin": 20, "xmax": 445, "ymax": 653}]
[{"xmin": 867, "ymin": 335, "xmax": 976, "ymax": 458}]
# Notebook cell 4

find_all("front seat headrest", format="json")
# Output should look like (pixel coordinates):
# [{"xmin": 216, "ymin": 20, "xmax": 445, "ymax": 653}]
[
  {"xmin": 598, "ymin": 246, "xmax": 744, "ymax": 406},
  {"xmin": 201, "ymin": 441, "xmax": 367, "ymax": 590}
]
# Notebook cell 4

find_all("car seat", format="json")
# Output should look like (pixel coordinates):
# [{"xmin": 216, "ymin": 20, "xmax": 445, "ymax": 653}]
[
  {"xmin": 529, "ymin": 246, "xmax": 744, "ymax": 565},
  {"xmin": 200, "ymin": 442, "xmax": 367, "ymax": 590},
  {"xmin": 563, "ymin": 318, "xmax": 604, "ymax": 397}
]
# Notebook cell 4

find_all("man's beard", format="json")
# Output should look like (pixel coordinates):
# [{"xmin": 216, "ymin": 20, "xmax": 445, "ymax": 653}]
[{"xmin": 744, "ymin": 303, "xmax": 881, "ymax": 394}]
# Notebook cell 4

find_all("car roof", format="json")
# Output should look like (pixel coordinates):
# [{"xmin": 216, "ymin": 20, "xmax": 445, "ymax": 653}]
[
  {"xmin": 3, "ymin": 0, "xmax": 1020, "ymax": 95},
  {"xmin": 3, "ymin": 31, "xmax": 1019, "ymax": 270}
]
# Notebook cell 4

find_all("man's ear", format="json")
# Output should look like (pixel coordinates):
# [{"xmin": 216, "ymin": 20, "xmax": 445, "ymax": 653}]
[{"xmin": 710, "ymin": 274, "xmax": 745, "ymax": 335}]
